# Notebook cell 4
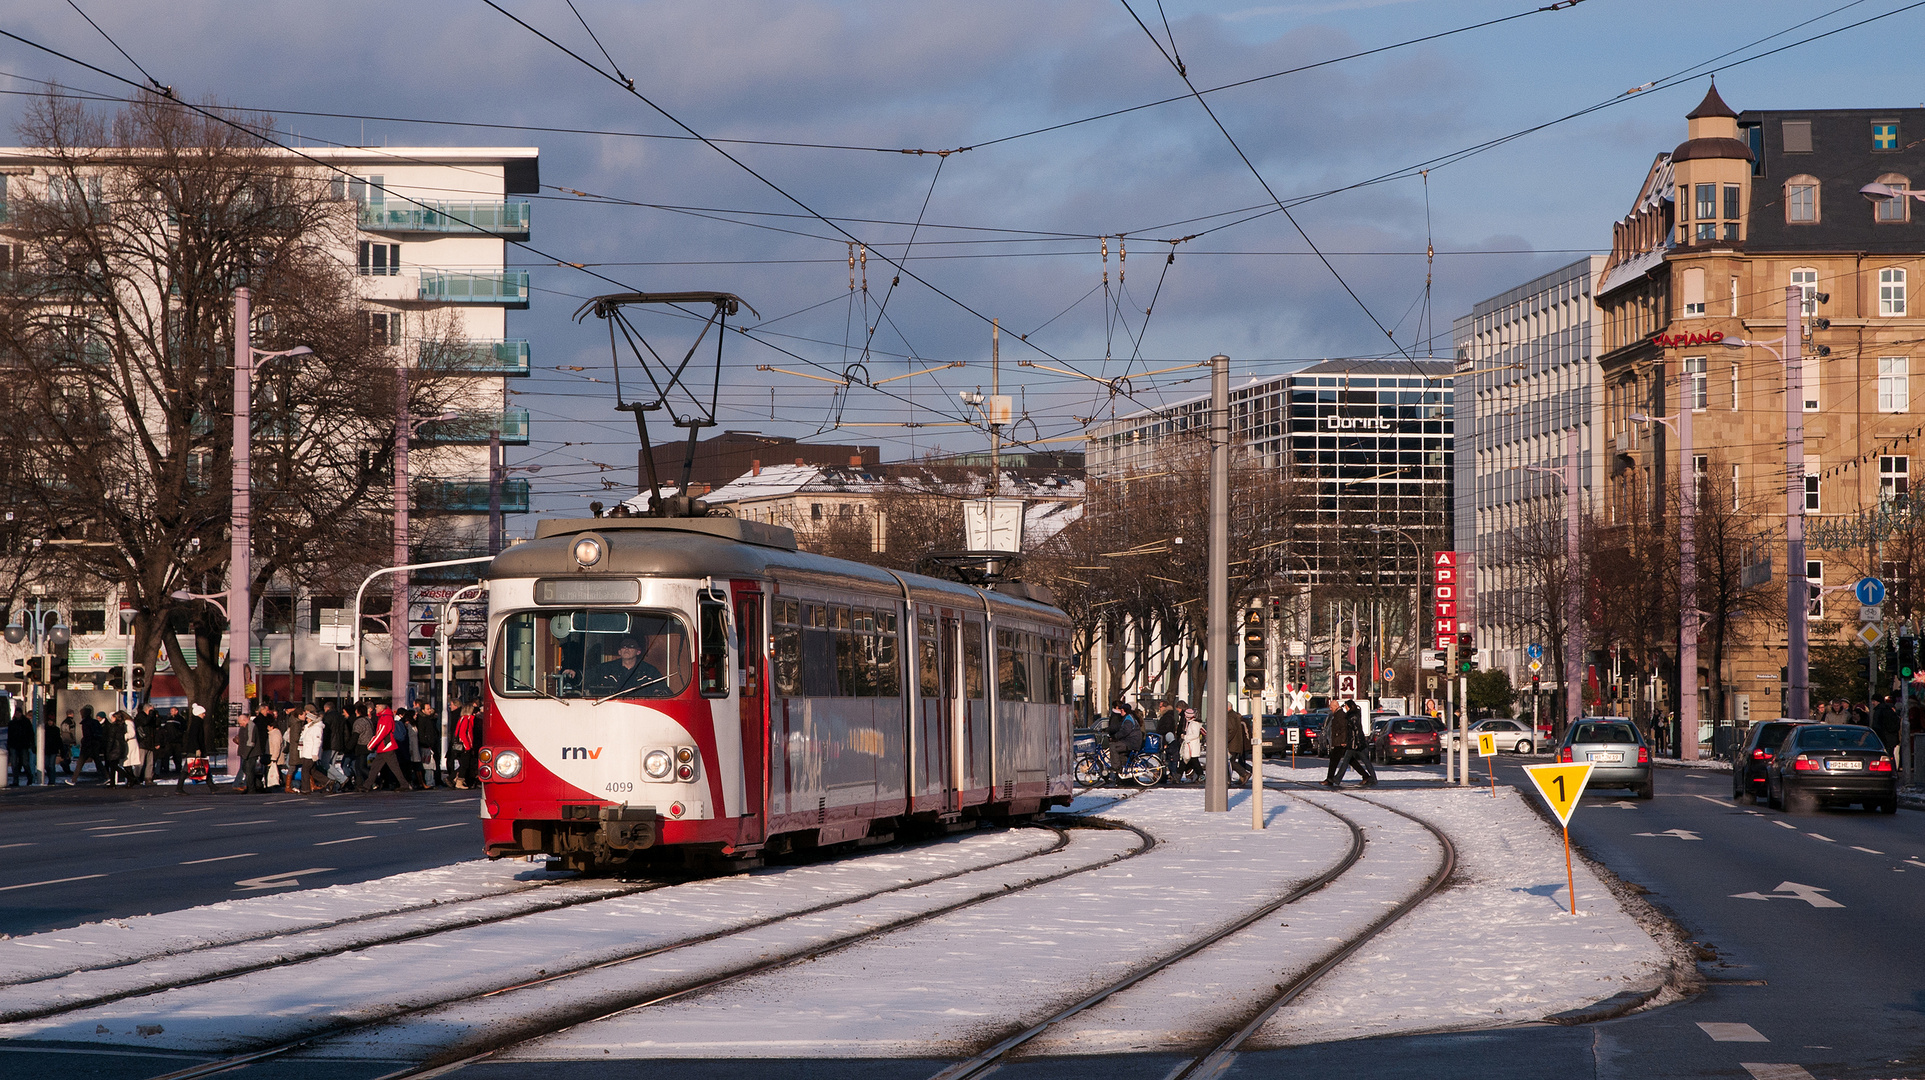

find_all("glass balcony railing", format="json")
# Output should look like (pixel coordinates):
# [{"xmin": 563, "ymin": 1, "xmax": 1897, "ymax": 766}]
[
  {"xmin": 424, "ymin": 339, "xmax": 530, "ymax": 377},
  {"xmin": 416, "ymin": 478, "xmax": 529, "ymax": 514},
  {"xmin": 419, "ymin": 270, "xmax": 529, "ymax": 308},
  {"xmin": 417, "ymin": 408, "xmax": 529, "ymax": 446},
  {"xmin": 360, "ymin": 200, "xmax": 530, "ymax": 237}
]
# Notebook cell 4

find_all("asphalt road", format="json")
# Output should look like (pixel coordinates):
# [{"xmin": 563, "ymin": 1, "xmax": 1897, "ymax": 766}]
[{"xmin": 0, "ymin": 781, "xmax": 483, "ymax": 937}]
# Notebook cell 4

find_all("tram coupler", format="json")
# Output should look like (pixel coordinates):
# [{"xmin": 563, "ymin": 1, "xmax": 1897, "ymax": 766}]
[{"xmin": 599, "ymin": 804, "xmax": 660, "ymax": 850}]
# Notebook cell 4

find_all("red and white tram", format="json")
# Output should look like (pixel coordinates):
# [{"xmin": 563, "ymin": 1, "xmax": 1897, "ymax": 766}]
[{"xmin": 477, "ymin": 515, "xmax": 1075, "ymax": 870}]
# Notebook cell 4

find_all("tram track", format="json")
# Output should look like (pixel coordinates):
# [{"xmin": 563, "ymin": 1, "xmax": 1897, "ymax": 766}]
[
  {"xmin": 925, "ymin": 785, "xmax": 1457, "ymax": 1080},
  {"xmin": 82, "ymin": 819, "xmax": 1134, "ymax": 1080}
]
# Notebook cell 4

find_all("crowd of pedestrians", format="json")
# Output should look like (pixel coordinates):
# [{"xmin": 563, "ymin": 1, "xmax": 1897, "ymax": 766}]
[{"xmin": 1, "ymin": 696, "xmax": 483, "ymax": 793}]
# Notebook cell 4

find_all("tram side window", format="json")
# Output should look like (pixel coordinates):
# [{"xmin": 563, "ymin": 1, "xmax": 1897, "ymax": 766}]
[
  {"xmin": 917, "ymin": 617, "xmax": 940, "ymax": 697},
  {"xmin": 963, "ymin": 621, "xmax": 985, "ymax": 701},
  {"xmin": 833, "ymin": 605, "xmax": 857, "ymax": 696},
  {"xmin": 997, "ymin": 629, "xmax": 1031, "ymax": 702},
  {"xmin": 852, "ymin": 608, "xmax": 877, "ymax": 696},
  {"xmin": 801, "ymin": 603, "xmax": 835, "ymax": 697},
  {"xmin": 874, "ymin": 609, "xmax": 900, "ymax": 696},
  {"xmin": 698, "ymin": 600, "xmax": 729, "ymax": 698},
  {"xmin": 773, "ymin": 599, "xmax": 801, "ymax": 697}
]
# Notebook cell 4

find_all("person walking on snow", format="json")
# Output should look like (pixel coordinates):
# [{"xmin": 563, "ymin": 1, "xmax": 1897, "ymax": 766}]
[{"xmin": 358, "ymin": 706, "xmax": 416, "ymax": 792}]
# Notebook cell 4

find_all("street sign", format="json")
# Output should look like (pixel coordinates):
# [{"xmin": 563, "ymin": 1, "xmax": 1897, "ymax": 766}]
[
  {"xmin": 1335, "ymin": 672, "xmax": 1360, "ymax": 700},
  {"xmin": 1476, "ymin": 731, "xmax": 1497, "ymax": 757},
  {"xmin": 1857, "ymin": 623, "xmax": 1886, "ymax": 649},
  {"xmin": 1855, "ymin": 577, "xmax": 1886, "ymax": 606},
  {"xmin": 1382, "ymin": 667, "xmax": 1395, "ymax": 681},
  {"xmin": 1523, "ymin": 762, "xmax": 1595, "ymax": 827},
  {"xmin": 1287, "ymin": 726, "xmax": 1300, "ymax": 746},
  {"xmin": 1527, "ymin": 643, "xmax": 1544, "ymax": 659},
  {"xmin": 1528, "ymin": 659, "xmax": 1543, "ymax": 672},
  {"xmin": 1859, "ymin": 604, "xmax": 1882, "ymax": 624}
]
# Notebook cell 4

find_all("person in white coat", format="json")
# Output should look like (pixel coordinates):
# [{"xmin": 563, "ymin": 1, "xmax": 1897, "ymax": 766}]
[
  {"xmin": 1178, "ymin": 701, "xmax": 1204, "ymax": 777},
  {"xmin": 294, "ymin": 705, "xmax": 325, "ymax": 793},
  {"xmin": 116, "ymin": 711, "xmax": 145, "ymax": 786}
]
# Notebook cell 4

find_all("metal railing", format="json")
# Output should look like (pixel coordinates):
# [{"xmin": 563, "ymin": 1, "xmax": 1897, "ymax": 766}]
[
  {"xmin": 359, "ymin": 200, "xmax": 530, "ymax": 236},
  {"xmin": 418, "ymin": 270, "xmax": 529, "ymax": 307}
]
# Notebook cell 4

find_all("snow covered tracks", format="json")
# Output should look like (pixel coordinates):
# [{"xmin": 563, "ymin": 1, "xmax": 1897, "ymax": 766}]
[
  {"xmin": 927, "ymin": 789, "xmax": 1454, "ymax": 1079},
  {"xmin": 0, "ymin": 821, "xmax": 1141, "ymax": 1078}
]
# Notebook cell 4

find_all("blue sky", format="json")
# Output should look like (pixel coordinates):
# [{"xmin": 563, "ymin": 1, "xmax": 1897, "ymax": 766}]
[{"xmin": 1, "ymin": 0, "xmax": 1920, "ymax": 519}]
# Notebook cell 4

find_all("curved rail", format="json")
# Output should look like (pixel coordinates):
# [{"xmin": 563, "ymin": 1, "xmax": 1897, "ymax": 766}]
[
  {"xmin": 136, "ymin": 820, "xmax": 1140, "ymax": 1080},
  {"xmin": 925, "ymin": 790, "xmax": 1368, "ymax": 1080}
]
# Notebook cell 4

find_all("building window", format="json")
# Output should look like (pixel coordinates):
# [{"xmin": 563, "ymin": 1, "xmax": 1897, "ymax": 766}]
[
  {"xmin": 810, "ymin": 503, "xmax": 823, "ymax": 520},
  {"xmin": 1732, "ymin": 464, "xmax": 1741, "ymax": 510},
  {"xmin": 1805, "ymin": 459, "xmax": 1820, "ymax": 513},
  {"xmin": 1731, "ymin": 276, "xmax": 1741, "ymax": 317},
  {"xmin": 1782, "ymin": 120, "xmax": 1812, "ymax": 153},
  {"xmin": 1731, "ymin": 363, "xmax": 1740, "ymax": 410},
  {"xmin": 1692, "ymin": 453, "xmax": 1707, "ymax": 503},
  {"xmin": 1684, "ymin": 356, "xmax": 1708, "ymax": 410},
  {"xmin": 1875, "ymin": 174, "xmax": 1910, "ymax": 223},
  {"xmin": 357, "ymin": 241, "xmax": 399, "ymax": 276},
  {"xmin": 368, "ymin": 310, "xmax": 400, "ymax": 345},
  {"xmin": 1807, "ymin": 560, "xmax": 1823, "ymax": 618},
  {"xmin": 1880, "ymin": 456, "xmax": 1909, "ymax": 505},
  {"xmin": 1786, "ymin": 176, "xmax": 1818, "ymax": 223},
  {"xmin": 1874, "ymin": 122, "xmax": 1899, "ymax": 151},
  {"xmin": 70, "ymin": 599, "xmax": 107, "ymax": 636},
  {"xmin": 1696, "ymin": 183, "xmax": 1717, "ymax": 221},
  {"xmin": 1880, "ymin": 267, "xmax": 1907, "ymax": 316},
  {"xmin": 1682, "ymin": 267, "xmax": 1706, "ymax": 317},
  {"xmin": 1879, "ymin": 357, "xmax": 1908, "ymax": 412},
  {"xmin": 1790, "ymin": 268, "xmax": 1818, "ymax": 314},
  {"xmin": 1723, "ymin": 185, "xmax": 1742, "ymax": 220}
]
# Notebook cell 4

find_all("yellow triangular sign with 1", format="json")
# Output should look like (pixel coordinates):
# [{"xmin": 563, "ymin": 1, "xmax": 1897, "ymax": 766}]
[
  {"xmin": 1523, "ymin": 762, "xmax": 1594, "ymax": 826},
  {"xmin": 1476, "ymin": 731, "xmax": 1497, "ymax": 757}
]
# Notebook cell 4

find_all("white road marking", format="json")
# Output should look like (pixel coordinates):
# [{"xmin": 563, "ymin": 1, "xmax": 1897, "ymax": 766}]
[
  {"xmin": 0, "ymin": 842, "xmax": 37, "ymax": 850},
  {"xmin": 312, "ymin": 810, "xmax": 361, "ymax": 817},
  {"xmin": 1729, "ymin": 881, "xmax": 1844, "ymax": 908},
  {"xmin": 58, "ymin": 818, "xmax": 117, "ymax": 826},
  {"xmin": 180, "ymin": 852, "xmax": 258, "ymax": 865},
  {"xmin": 315, "ymin": 834, "xmax": 375, "ymax": 846},
  {"xmin": 212, "ymin": 820, "xmax": 276, "ymax": 827},
  {"xmin": 1807, "ymin": 833, "xmax": 1834, "ymax": 842},
  {"xmin": 418, "ymin": 822, "xmax": 467, "ymax": 831},
  {"xmin": 93, "ymin": 830, "xmax": 165, "ymax": 838},
  {"xmin": 87, "ymin": 822, "xmax": 168, "ymax": 830},
  {"xmin": 1635, "ymin": 829, "xmax": 1703, "ymax": 840},
  {"xmin": 356, "ymin": 818, "xmax": 414, "ymax": 824},
  {"xmin": 1773, "ymin": 820, "xmax": 1797, "ymax": 830},
  {"xmin": 1687, "ymin": 793, "xmax": 1732, "ymax": 805},
  {"xmin": 163, "ymin": 806, "xmax": 215, "ymax": 815},
  {"xmin": 0, "ymin": 874, "xmax": 107, "ymax": 893},
  {"xmin": 1907, "ymin": 859, "xmax": 1925, "ymax": 868},
  {"xmin": 1850, "ymin": 846, "xmax": 1883, "ymax": 854},
  {"xmin": 1741, "ymin": 1064, "xmax": 1814, "ymax": 1080},
  {"xmin": 235, "ymin": 868, "xmax": 335, "ymax": 891},
  {"xmin": 1699, "ymin": 1022, "xmax": 1769, "ymax": 1042}
]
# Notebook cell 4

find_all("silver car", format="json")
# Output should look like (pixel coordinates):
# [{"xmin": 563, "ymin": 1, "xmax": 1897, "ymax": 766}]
[{"xmin": 1559, "ymin": 717, "xmax": 1652, "ymax": 799}]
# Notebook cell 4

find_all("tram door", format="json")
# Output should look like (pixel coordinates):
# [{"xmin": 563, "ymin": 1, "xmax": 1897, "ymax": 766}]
[
  {"xmin": 943, "ymin": 614, "xmax": 965, "ymax": 813},
  {"xmin": 734, "ymin": 588, "xmax": 766, "ymax": 839}
]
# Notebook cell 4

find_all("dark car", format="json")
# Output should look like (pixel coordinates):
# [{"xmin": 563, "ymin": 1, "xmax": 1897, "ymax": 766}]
[
  {"xmin": 1764, "ymin": 724, "xmax": 1898, "ymax": 813},
  {"xmin": 1370, "ymin": 716, "xmax": 1442, "ymax": 764},
  {"xmin": 1732, "ymin": 719, "xmax": 1804, "ymax": 803},
  {"xmin": 1559, "ymin": 717, "xmax": 1652, "ymax": 799},
  {"xmin": 1260, "ymin": 713, "xmax": 1287, "ymax": 754},
  {"xmin": 1289, "ymin": 710, "xmax": 1329, "ymax": 754}
]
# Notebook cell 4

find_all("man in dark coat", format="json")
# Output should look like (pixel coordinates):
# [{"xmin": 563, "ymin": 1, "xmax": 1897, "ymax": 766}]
[
  {"xmin": 5, "ymin": 699, "xmax": 32, "ymax": 786},
  {"xmin": 1324, "ymin": 701, "xmax": 1376, "ymax": 787},
  {"xmin": 1872, "ymin": 696, "xmax": 1901, "ymax": 751}
]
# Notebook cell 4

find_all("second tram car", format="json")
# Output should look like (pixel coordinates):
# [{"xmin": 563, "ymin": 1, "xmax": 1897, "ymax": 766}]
[{"xmin": 477, "ymin": 515, "xmax": 1075, "ymax": 870}]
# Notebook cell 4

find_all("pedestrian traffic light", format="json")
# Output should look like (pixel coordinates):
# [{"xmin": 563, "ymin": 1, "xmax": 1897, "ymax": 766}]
[
  {"xmin": 47, "ymin": 648, "xmax": 68, "ymax": 687},
  {"xmin": 131, "ymin": 664, "xmax": 146, "ymax": 690}
]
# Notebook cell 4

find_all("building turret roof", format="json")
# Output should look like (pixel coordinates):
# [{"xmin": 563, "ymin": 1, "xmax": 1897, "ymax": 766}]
[{"xmin": 1686, "ymin": 81, "xmax": 1737, "ymax": 120}]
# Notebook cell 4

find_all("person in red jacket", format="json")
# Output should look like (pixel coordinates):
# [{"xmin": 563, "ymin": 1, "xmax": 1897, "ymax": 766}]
[{"xmin": 357, "ymin": 706, "xmax": 418, "ymax": 792}]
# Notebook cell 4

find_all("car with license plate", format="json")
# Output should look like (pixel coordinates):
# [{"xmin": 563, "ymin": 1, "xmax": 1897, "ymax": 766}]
[
  {"xmin": 1763, "ymin": 724, "xmax": 1897, "ymax": 813},
  {"xmin": 1731, "ymin": 719, "xmax": 1804, "ymax": 803},
  {"xmin": 1469, "ymin": 717, "xmax": 1540, "ymax": 754},
  {"xmin": 1370, "ymin": 716, "xmax": 1441, "ymax": 764},
  {"xmin": 1293, "ymin": 710, "xmax": 1330, "ymax": 754},
  {"xmin": 1558, "ymin": 717, "xmax": 1652, "ymax": 799}
]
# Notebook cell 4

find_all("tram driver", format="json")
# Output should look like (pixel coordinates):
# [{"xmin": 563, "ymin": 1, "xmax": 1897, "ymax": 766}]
[{"xmin": 584, "ymin": 634, "xmax": 665, "ymax": 696}]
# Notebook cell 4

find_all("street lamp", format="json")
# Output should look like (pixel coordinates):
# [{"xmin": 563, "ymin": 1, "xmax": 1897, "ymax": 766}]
[
  {"xmin": 1629, "ymin": 410, "xmax": 1698, "ymax": 760},
  {"xmin": 231, "ymin": 284, "xmax": 312, "ymax": 775},
  {"xmin": 6, "ymin": 593, "xmax": 71, "ymax": 785}
]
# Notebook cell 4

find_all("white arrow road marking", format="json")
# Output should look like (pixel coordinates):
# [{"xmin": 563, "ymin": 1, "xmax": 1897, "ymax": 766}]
[
  {"xmin": 235, "ymin": 867, "xmax": 335, "ymax": 891},
  {"xmin": 1729, "ymin": 881, "xmax": 1844, "ymax": 908},
  {"xmin": 1741, "ymin": 1064, "xmax": 1814, "ymax": 1080},
  {"xmin": 1606, "ymin": 800, "xmax": 1641, "ymax": 808},
  {"xmin": 1635, "ymin": 829, "xmax": 1703, "ymax": 840},
  {"xmin": 1699, "ymin": 1022, "xmax": 1769, "ymax": 1042}
]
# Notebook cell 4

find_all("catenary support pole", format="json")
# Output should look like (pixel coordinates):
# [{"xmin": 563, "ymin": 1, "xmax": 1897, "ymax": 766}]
[
  {"xmin": 1785, "ymin": 286, "xmax": 1809, "ymax": 720},
  {"xmin": 1680, "ymin": 401, "xmax": 1699, "ymax": 759},
  {"xmin": 1205, "ymin": 353, "xmax": 1230, "ymax": 813},
  {"xmin": 1565, "ymin": 427, "xmax": 1583, "ymax": 733},
  {"xmin": 229, "ymin": 287, "xmax": 252, "ymax": 777},
  {"xmin": 393, "ymin": 364, "xmax": 411, "ymax": 711}
]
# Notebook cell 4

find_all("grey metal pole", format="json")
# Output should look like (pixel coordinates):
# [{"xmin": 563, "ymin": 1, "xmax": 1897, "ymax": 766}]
[
  {"xmin": 1679, "ymin": 401, "xmax": 1699, "ymax": 759},
  {"xmin": 393, "ymin": 363, "xmax": 411, "ymax": 711},
  {"xmin": 1206, "ymin": 353, "xmax": 1230, "ymax": 813},
  {"xmin": 1565, "ymin": 427, "xmax": 1583, "ymax": 732},
  {"xmin": 488, "ymin": 426, "xmax": 503, "ymax": 556},
  {"xmin": 1785, "ymin": 287, "xmax": 1809, "ymax": 720},
  {"xmin": 229, "ymin": 287, "xmax": 252, "ymax": 777}
]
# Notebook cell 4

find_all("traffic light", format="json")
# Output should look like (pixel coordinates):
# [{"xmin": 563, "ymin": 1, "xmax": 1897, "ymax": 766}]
[
  {"xmin": 131, "ymin": 664, "xmax": 146, "ymax": 690},
  {"xmin": 10, "ymin": 656, "xmax": 24, "ymax": 684},
  {"xmin": 1531, "ymin": 673, "xmax": 1541, "ymax": 690},
  {"xmin": 1459, "ymin": 653, "xmax": 1479, "ymax": 674},
  {"xmin": 1242, "ymin": 606, "xmax": 1266, "ymax": 694},
  {"xmin": 1431, "ymin": 649, "xmax": 1450, "ymax": 667},
  {"xmin": 47, "ymin": 648, "xmax": 68, "ymax": 687},
  {"xmin": 106, "ymin": 668, "xmax": 124, "ymax": 690},
  {"xmin": 24, "ymin": 655, "xmax": 44, "ymax": 684}
]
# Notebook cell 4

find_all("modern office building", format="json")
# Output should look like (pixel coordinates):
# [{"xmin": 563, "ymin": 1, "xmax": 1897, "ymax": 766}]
[{"xmin": 1452, "ymin": 256, "xmax": 1607, "ymax": 684}]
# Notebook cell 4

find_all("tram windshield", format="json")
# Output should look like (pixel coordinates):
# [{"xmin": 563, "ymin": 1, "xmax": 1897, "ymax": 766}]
[{"xmin": 493, "ymin": 609, "xmax": 691, "ymax": 701}]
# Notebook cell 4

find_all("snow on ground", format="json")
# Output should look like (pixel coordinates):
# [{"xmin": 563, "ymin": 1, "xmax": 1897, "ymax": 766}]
[
  {"xmin": 0, "ymin": 857, "xmax": 578, "ymax": 986},
  {"xmin": 1021, "ymin": 792, "xmax": 1441, "ymax": 1056},
  {"xmin": 491, "ymin": 788, "xmax": 1358, "ymax": 1061},
  {"xmin": 0, "ymin": 827, "xmax": 1064, "ymax": 1053},
  {"xmin": 1252, "ymin": 783, "xmax": 1669, "ymax": 1047}
]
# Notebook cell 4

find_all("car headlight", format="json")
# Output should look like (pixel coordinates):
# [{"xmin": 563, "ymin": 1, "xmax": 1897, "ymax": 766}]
[
  {"xmin": 494, "ymin": 750, "xmax": 523, "ymax": 779},
  {"xmin": 643, "ymin": 749, "xmax": 672, "ymax": 779}
]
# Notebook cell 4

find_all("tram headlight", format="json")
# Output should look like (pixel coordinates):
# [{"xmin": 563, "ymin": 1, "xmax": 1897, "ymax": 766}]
[
  {"xmin": 494, "ymin": 749, "xmax": 524, "ymax": 780},
  {"xmin": 571, "ymin": 534, "xmax": 605, "ymax": 568},
  {"xmin": 643, "ymin": 749, "xmax": 672, "ymax": 780}
]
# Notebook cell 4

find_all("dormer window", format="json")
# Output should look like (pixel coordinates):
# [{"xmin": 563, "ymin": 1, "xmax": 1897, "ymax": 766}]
[
  {"xmin": 1874, "ymin": 122, "xmax": 1899, "ymax": 151},
  {"xmin": 1874, "ymin": 174, "xmax": 1910, "ymax": 223},
  {"xmin": 1786, "ymin": 176, "xmax": 1819, "ymax": 223}
]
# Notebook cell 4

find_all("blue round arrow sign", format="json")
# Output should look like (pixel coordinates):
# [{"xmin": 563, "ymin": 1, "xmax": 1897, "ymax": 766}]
[{"xmin": 1856, "ymin": 577, "xmax": 1886, "ymax": 606}]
